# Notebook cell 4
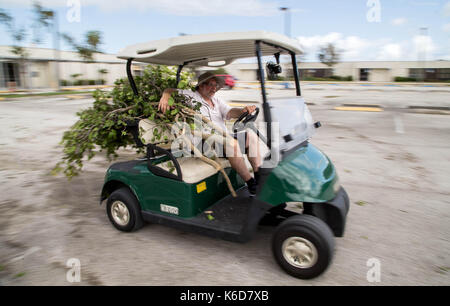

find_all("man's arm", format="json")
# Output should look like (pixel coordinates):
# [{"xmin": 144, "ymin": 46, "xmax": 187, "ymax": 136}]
[{"xmin": 158, "ymin": 88, "xmax": 177, "ymax": 113}]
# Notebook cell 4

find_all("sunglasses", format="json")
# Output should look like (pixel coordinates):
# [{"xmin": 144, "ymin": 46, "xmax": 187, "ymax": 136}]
[{"xmin": 204, "ymin": 81, "xmax": 220, "ymax": 90}]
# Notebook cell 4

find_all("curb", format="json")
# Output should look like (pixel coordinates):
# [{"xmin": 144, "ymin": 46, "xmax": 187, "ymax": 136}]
[{"xmin": 408, "ymin": 106, "xmax": 450, "ymax": 111}]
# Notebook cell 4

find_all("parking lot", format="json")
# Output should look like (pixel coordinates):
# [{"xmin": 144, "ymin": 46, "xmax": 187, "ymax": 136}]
[{"xmin": 0, "ymin": 83, "xmax": 449, "ymax": 285}]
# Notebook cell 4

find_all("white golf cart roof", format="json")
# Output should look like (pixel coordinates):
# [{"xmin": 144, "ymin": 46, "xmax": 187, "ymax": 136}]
[{"xmin": 117, "ymin": 31, "xmax": 303, "ymax": 67}]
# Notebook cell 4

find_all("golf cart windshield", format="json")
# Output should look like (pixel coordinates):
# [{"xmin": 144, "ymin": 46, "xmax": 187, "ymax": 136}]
[{"xmin": 269, "ymin": 97, "xmax": 315, "ymax": 152}]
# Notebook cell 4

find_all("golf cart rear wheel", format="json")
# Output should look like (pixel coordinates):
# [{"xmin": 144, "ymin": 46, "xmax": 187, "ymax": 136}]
[
  {"xmin": 272, "ymin": 215, "xmax": 335, "ymax": 279},
  {"xmin": 106, "ymin": 187, "xmax": 144, "ymax": 232}
]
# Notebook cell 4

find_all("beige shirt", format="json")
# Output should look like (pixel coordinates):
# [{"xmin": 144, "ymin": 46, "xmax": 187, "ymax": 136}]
[{"xmin": 178, "ymin": 89, "xmax": 231, "ymax": 132}]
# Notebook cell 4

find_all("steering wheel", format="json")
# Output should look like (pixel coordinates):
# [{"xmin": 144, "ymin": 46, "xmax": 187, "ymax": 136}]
[{"xmin": 233, "ymin": 107, "xmax": 259, "ymax": 133}]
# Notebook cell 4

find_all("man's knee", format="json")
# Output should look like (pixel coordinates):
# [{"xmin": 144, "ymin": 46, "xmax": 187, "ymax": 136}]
[
  {"xmin": 226, "ymin": 138, "xmax": 242, "ymax": 157},
  {"xmin": 246, "ymin": 130, "xmax": 259, "ymax": 158}
]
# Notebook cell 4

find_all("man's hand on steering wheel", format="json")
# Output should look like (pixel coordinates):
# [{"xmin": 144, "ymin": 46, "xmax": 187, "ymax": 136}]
[
  {"xmin": 233, "ymin": 106, "xmax": 259, "ymax": 133},
  {"xmin": 242, "ymin": 105, "xmax": 257, "ymax": 115}
]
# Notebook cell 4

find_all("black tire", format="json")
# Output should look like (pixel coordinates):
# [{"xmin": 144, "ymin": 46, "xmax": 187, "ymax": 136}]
[
  {"xmin": 272, "ymin": 214, "xmax": 335, "ymax": 279},
  {"xmin": 106, "ymin": 187, "xmax": 144, "ymax": 232}
]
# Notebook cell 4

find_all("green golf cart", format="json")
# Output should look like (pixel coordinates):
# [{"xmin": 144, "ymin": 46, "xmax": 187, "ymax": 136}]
[{"xmin": 100, "ymin": 31, "xmax": 350, "ymax": 279}]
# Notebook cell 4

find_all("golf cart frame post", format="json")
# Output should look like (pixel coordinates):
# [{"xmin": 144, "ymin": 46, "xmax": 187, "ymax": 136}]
[{"xmin": 125, "ymin": 39, "xmax": 303, "ymax": 153}]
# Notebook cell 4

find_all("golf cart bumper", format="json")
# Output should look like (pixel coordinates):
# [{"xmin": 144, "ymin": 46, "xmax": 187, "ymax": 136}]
[{"xmin": 304, "ymin": 187, "xmax": 350, "ymax": 237}]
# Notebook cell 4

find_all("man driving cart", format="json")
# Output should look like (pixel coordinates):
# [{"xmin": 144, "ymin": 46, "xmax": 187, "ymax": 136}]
[{"xmin": 158, "ymin": 72, "xmax": 261, "ymax": 195}]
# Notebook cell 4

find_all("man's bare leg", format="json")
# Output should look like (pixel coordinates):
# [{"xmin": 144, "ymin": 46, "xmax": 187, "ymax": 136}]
[
  {"xmin": 225, "ymin": 138, "xmax": 252, "ymax": 182},
  {"xmin": 246, "ymin": 130, "xmax": 261, "ymax": 173}
]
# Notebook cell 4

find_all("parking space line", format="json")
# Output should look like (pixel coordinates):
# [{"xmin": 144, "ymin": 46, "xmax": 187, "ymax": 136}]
[
  {"xmin": 334, "ymin": 106, "xmax": 383, "ymax": 112},
  {"xmin": 394, "ymin": 115, "xmax": 405, "ymax": 134},
  {"xmin": 65, "ymin": 95, "xmax": 86, "ymax": 99}
]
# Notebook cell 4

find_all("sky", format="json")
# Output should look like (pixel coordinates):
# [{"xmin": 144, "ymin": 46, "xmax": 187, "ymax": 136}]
[{"xmin": 0, "ymin": 0, "xmax": 449, "ymax": 62}]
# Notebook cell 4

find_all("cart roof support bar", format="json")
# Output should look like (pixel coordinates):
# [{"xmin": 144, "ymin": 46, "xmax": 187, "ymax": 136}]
[
  {"xmin": 258, "ymin": 40, "xmax": 302, "ymax": 96},
  {"xmin": 176, "ymin": 64, "xmax": 184, "ymax": 86},
  {"xmin": 290, "ymin": 52, "xmax": 301, "ymax": 96},
  {"xmin": 255, "ymin": 40, "xmax": 272, "ymax": 151},
  {"xmin": 176, "ymin": 58, "xmax": 208, "ymax": 87},
  {"xmin": 126, "ymin": 58, "xmax": 139, "ymax": 97}
]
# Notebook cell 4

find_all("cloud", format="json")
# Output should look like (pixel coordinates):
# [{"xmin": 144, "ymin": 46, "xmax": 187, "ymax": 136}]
[
  {"xmin": 0, "ymin": 0, "xmax": 280, "ymax": 16},
  {"xmin": 443, "ymin": 23, "xmax": 450, "ymax": 32},
  {"xmin": 296, "ymin": 32, "xmax": 371, "ymax": 61},
  {"xmin": 445, "ymin": 1, "xmax": 450, "ymax": 16},
  {"xmin": 391, "ymin": 18, "xmax": 407, "ymax": 26},
  {"xmin": 377, "ymin": 43, "xmax": 403, "ymax": 60},
  {"xmin": 413, "ymin": 35, "xmax": 437, "ymax": 59},
  {"xmin": 296, "ymin": 32, "xmax": 444, "ymax": 61}
]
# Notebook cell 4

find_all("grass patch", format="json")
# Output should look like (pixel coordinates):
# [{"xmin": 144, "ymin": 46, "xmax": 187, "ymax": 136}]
[
  {"xmin": 355, "ymin": 200, "xmax": 367, "ymax": 206},
  {"xmin": 0, "ymin": 91, "xmax": 93, "ymax": 99},
  {"xmin": 435, "ymin": 266, "xmax": 450, "ymax": 275},
  {"xmin": 14, "ymin": 272, "xmax": 26, "ymax": 278}
]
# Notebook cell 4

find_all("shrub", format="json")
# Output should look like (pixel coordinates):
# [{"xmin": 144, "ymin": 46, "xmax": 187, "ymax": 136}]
[{"xmin": 395, "ymin": 77, "xmax": 417, "ymax": 82}]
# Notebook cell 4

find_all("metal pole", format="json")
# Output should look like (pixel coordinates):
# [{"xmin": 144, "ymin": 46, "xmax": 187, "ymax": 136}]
[
  {"xmin": 53, "ymin": 11, "xmax": 61, "ymax": 91},
  {"xmin": 419, "ymin": 27, "xmax": 428, "ymax": 84},
  {"xmin": 279, "ymin": 7, "xmax": 291, "ymax": 37}
]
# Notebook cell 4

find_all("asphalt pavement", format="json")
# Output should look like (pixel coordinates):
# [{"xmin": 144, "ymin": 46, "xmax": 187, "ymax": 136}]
[{"xmin": 0, "ymin": 85, "xmax": 449, "ymax": 285}]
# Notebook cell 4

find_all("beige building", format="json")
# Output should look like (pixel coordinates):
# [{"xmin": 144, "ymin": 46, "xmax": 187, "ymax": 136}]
[
  {"xmin": 0, "ymin": 45, "xmax": 145, "ymax": 89},
  {"xmin": 1, "ymin": 45, "xmax": 449, "ymax": 89},
  {"xmin": 226, "ymin": 60, "xmax": 450, "ymax": 82}
]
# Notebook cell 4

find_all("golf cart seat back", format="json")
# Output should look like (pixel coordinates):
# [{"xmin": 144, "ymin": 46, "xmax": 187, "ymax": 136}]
[
  {"xmin": 139, "ymin": 119, "xmax": 176, "ymax": 146},
  {"xmin": 138, "ymin": 119, "xmax": 253, "ymax": 184}
]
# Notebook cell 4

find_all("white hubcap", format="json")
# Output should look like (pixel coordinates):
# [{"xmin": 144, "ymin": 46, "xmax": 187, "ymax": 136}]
[
  {"xmin": 111, "ymin": 201, "xmax": 130, "ymax": 226},
  {"xmin": 282, "ymin": 237, "xmax": 318, "ymax": 269}
]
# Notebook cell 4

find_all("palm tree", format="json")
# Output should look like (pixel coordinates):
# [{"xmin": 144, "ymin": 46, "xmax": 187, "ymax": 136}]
[
  {"xmin": 62, "ymin": 31, "xmax": 103, "ymax": 85},
  {"xmin": 32, "ymin": 1, "xmax": 61, "ymax": 90}
]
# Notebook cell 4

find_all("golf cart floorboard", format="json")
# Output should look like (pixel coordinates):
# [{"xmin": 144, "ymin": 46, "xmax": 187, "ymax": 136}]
[{"xmin": 141, "ymin": 188, "xmax": 272, "ymax": 243}]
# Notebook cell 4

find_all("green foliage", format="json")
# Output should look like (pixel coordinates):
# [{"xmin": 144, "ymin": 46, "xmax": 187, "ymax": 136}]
[
  {"xmin": 394, "ymin": 76, "xmax": 417, "ymax": 82},
  {"xmin": 53, "ymin": 65, "xmax": 198, "ymax": 179}
]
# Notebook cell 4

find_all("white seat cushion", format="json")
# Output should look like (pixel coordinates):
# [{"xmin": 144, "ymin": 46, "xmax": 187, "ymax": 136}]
[
  {"xmin": 156, "ymin": 157, "xmax": 229, "ymax": 183},
  {"xmin": 155, "ymin": 156, "xmax": 252, "ymax": 184}
]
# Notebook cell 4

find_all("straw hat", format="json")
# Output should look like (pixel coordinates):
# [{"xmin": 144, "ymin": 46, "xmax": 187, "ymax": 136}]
[{"xmin": 196, "ymin": 72, "xmax": 225, "ymax": 89}]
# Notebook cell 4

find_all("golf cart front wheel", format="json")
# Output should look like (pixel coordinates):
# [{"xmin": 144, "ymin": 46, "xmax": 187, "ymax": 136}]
[
  {"xmin": 272, "ymin": 215, "xmax": 335, "ymax": 279},
  {"xmin": 106, "ymin": 187, "xmax": 144, "ymax": 232}
]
